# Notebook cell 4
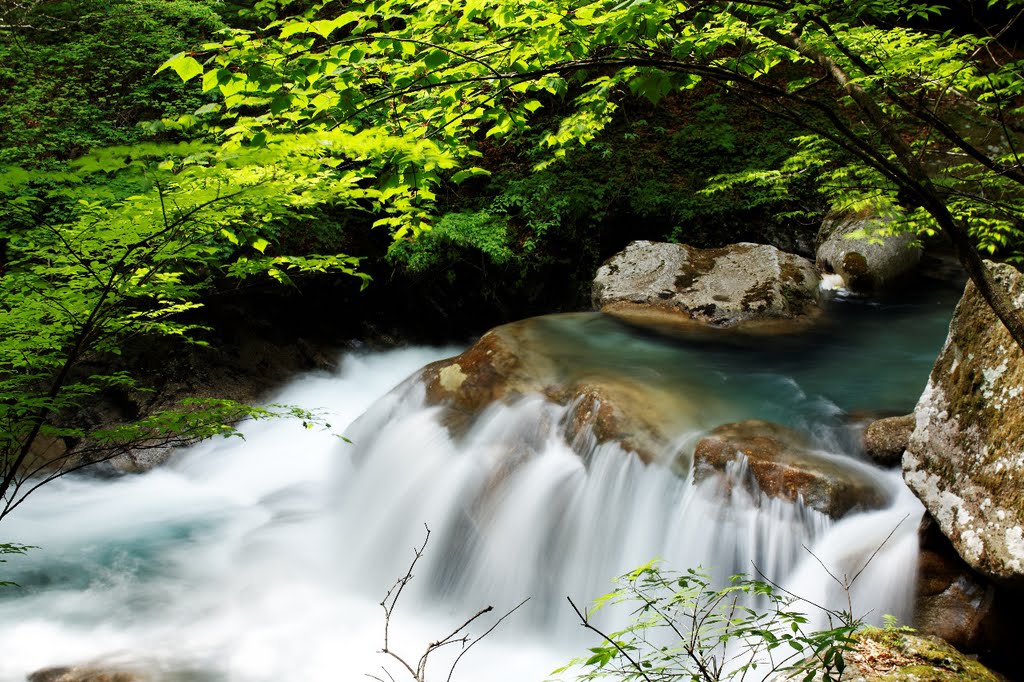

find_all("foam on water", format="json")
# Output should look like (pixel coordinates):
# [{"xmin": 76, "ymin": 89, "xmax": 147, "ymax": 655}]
[{"xmin": 0, "ymin": 331, "xmax": 926, "ymax": 681}]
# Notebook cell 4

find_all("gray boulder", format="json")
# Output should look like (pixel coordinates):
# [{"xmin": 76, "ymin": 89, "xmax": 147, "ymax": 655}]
[
  {"xmin": 592, "ymin": 241, "xmax": 821, "ymax": 337},
  {"xmin": 816, "ymin": 211, "xmax": 922, "ymax": 291},
  {"xmin": 903, "ymin": 262, "xmax": 1024, "ymax": 586}
]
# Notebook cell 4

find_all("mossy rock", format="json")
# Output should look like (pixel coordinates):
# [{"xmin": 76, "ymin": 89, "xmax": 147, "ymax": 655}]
[
  {"xmin": 903, "ymin": 262, "xmax": 1024, "ymax": 585},
  {"xmin": 842, "ymin": 629, "xmax": 1006, "ymax": 682}
]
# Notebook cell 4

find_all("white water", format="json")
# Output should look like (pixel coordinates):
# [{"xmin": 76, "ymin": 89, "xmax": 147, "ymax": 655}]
[{"xmin": 0, "ymin": 340, "xmax": 925, "ymax": 682}]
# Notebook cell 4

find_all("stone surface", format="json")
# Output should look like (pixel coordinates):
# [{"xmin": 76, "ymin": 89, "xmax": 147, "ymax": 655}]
[
  {"xmin": 911, "ymin": 513, "xmax": 1024, "ymax": 668},
  {"xmin": 420, "ymin": 315, "xmax": 723, "ymax": 464},
  {"xmin": 692, "ymin": 420, "xmax": 890, "ymax": 518},
  {"xmin": 563, "ymin": 379, "xmax": 697, "ymax": 466},
  {"xmin": 839, "ymin": 630, "xmax": 1006, "ymax": 682},
  {"xmin": 815, "ymin": 210, "xmax": 922, "ymax": 291},
  {"xmin": 863, "ymin": 414, "xmax": 916, "ymax": 468},
  {"xmin": 592, "ymin": 241, "xmax": 821, "ymax": 337},
  {"xmin": 903, "ymin": 262, "xmax": 1024, "ymax": 586}
]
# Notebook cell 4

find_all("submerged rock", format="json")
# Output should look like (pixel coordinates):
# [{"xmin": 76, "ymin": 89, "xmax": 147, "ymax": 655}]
[
  {"xmin": 903, "ymin": 262, "xmax": 1024, "ymax": 586},
  {"xmin": 863, "ymin": 414, "xmax": 916, "ymax": 468},
  {"xmin": 816, "ymin": 210, "xmax": 922, "ymax": 291},
  {"xmin": 592, "ymin": 241, "xmax": 821, "ymax": 337},
  {"xmin": 692, "ymin": 420, "xmax": 889, "ymax": 518}
]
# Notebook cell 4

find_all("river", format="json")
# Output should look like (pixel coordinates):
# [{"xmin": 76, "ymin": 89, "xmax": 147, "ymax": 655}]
[{"xmin": 0, "ymin": 278, "xmax": 962, "ymax": 681}]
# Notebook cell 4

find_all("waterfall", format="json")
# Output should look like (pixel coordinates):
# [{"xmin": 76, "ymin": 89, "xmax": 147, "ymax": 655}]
[{"xmin": 0, "ymin": 315, "xmax": 932, "ymax": 681}]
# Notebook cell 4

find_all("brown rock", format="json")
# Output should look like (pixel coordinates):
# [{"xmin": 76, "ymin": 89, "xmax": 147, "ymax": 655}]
[
  {"xmin": 913, "ymin": 513, "xmax": 1023, "ymax": 670},
  {"xmin": 863, "ymin": 414, "xmax": 915, "ymax": 467},
  {"xmin": 420, "ymin": 315, "xmax": 724, "ymax": 464},
  {"xmin": 422, "ymin": 326, "xmax": 553, "ymax": 415},
  {"xmin": 564, "ymin": 380, "xmax": 699, "ymax": 465},
  {"xmin": 692, "ymin": 420, "xmax": 889, "ymax": 518},
  {"xmin": 903, "ymin": 262, "xmax": 1024, "ymax": 585}
]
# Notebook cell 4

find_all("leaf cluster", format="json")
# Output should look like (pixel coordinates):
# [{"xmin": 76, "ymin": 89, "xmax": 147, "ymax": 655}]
[
  {"xmin": 0, "ymin": 142, "xmax": 365, "ymax": 522},
  {"xmin": 163, "ymin": 0, "xmax": 1024, "ymax": 267}
]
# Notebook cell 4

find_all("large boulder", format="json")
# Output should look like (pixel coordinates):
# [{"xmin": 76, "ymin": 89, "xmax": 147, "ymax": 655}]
[
  {"xmin": 592, "ymin": 241, "xmax": 821, "ymax": 337},
  {"xmin": 816, "ymin": 211, "xmax": 922, "ymax": 291},
  {"xmin": 903, "ymin": 262, "xmax": 1024, "ymax": 586},
  {"xmin": 692, "ymin": 420, "xmax": 890, "ymax": 518},
  {"xmin": 420, "ymin": 315, "xmax": 726, "ymax": 464}
]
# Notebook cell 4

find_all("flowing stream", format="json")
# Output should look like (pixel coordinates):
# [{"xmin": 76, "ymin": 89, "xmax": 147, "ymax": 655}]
[{"xmin": 0, "ymin": 281, "xmax": 961, "ymax": 681}]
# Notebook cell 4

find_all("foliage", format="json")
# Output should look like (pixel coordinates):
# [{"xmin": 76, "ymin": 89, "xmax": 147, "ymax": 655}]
[
  {"xmin": 166, "ymin": 0, "xmax": 1024, "ymax": 348},
  {"xmin": 0, "ymin": 140, "xmax": 364, "ymax": 522},
  {"xmin": 553, "ymin": 562, "xmax": 859, "ymax": 682},
  {"xmin": 388, "ymin": 93, "xmax": 819, "ymax": 312},
  {"xmin": 0, "ymin": 542, "xmax": 32, "ymax": 588},
  {"xmin": 0, "ymin": 0, "xmax": 226, "ymax": 165},
  {"xmin": 0, "ymin": 0, "xmax": 398, "ymax": 528},
  {"xmin": 388, "ymin": 210, "xmax": 514, "ymax": 275}
]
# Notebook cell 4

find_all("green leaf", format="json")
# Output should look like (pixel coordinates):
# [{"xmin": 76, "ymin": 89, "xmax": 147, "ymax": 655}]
[
  {"xmin": 451, "ymin": 167, "xmax": 491, "ymax": 183},
  {"xmin": 163, "ymin": 54, "xmax": 205, "ymax": 83},
  {"xmin": 424, "ymin": 49, "xmax": 449, "ymax": 70}
]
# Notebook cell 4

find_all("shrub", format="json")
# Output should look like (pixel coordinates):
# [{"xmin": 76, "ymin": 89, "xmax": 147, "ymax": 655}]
[{"xmin": 554, "ymin": 561, "xmax": 859, "ymax": 682}]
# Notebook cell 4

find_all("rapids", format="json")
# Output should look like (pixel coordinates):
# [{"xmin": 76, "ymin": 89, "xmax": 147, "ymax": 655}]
[{"xmin": 0, "ymin": 284, "xmax": 960, "ymax": 681}]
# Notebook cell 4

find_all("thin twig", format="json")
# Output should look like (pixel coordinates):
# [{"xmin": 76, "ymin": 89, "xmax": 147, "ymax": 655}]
[
  {"xmin": 567, "ymin": 596, "xmax": 655, "ymax": 682},
  {"xmin": 445, "ymin": 597, "xmax": 529, "ymax": 682}
]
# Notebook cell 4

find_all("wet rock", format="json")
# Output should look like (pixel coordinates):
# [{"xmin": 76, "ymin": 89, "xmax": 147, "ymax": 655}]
[
  {"xmin": 816, "ymin": 210, "xmax": 922, "ymax": 291},
  {"xmin": 903, "ymin": 262, "xmax": 1024, "ymax": 586},
  {"xmin": 592, "ymin": 241, "xmax": 821, "ymax": 337},
  {"xmin": 863, "ymin": 414, "xmax": 915, "ymax": 467},
  {"xmin": 563, "ymin": 380, "xmax": 700, "ymax": 465},
  {"xmin": 692, "ymin": 420, "xmax": 889, "ymax": 518},
  {"xmin": 28, "ymin": 666, "xmax": 144, "ymax": 682},
  {"xmin": 421, "ymin": 315, "xmax": 722, "ymax": 464}
]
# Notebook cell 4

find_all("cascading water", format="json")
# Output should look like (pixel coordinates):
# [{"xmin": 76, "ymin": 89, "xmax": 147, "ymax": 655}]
[{"xmin": 0, "ymin": 287, "xmax": 957, "ymax": 682}]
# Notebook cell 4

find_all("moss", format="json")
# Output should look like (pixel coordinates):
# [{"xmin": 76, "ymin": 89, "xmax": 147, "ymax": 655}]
[
  {"xmin": 841, "ymin": 251, "xmax": 874, "ymax": 290},
  {"xmin": 851, "ymin": 629, "xmax": 1004, "ymax": 682},
  {"xmin": 925, "ymin": 267, "xmax": 1024, "ymax": 518}
]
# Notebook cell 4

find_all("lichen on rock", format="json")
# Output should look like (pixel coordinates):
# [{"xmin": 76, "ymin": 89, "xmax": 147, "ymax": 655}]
[{"xmin": 903, "ymin": 261, "xmax": 1024, "ymax": 586}]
